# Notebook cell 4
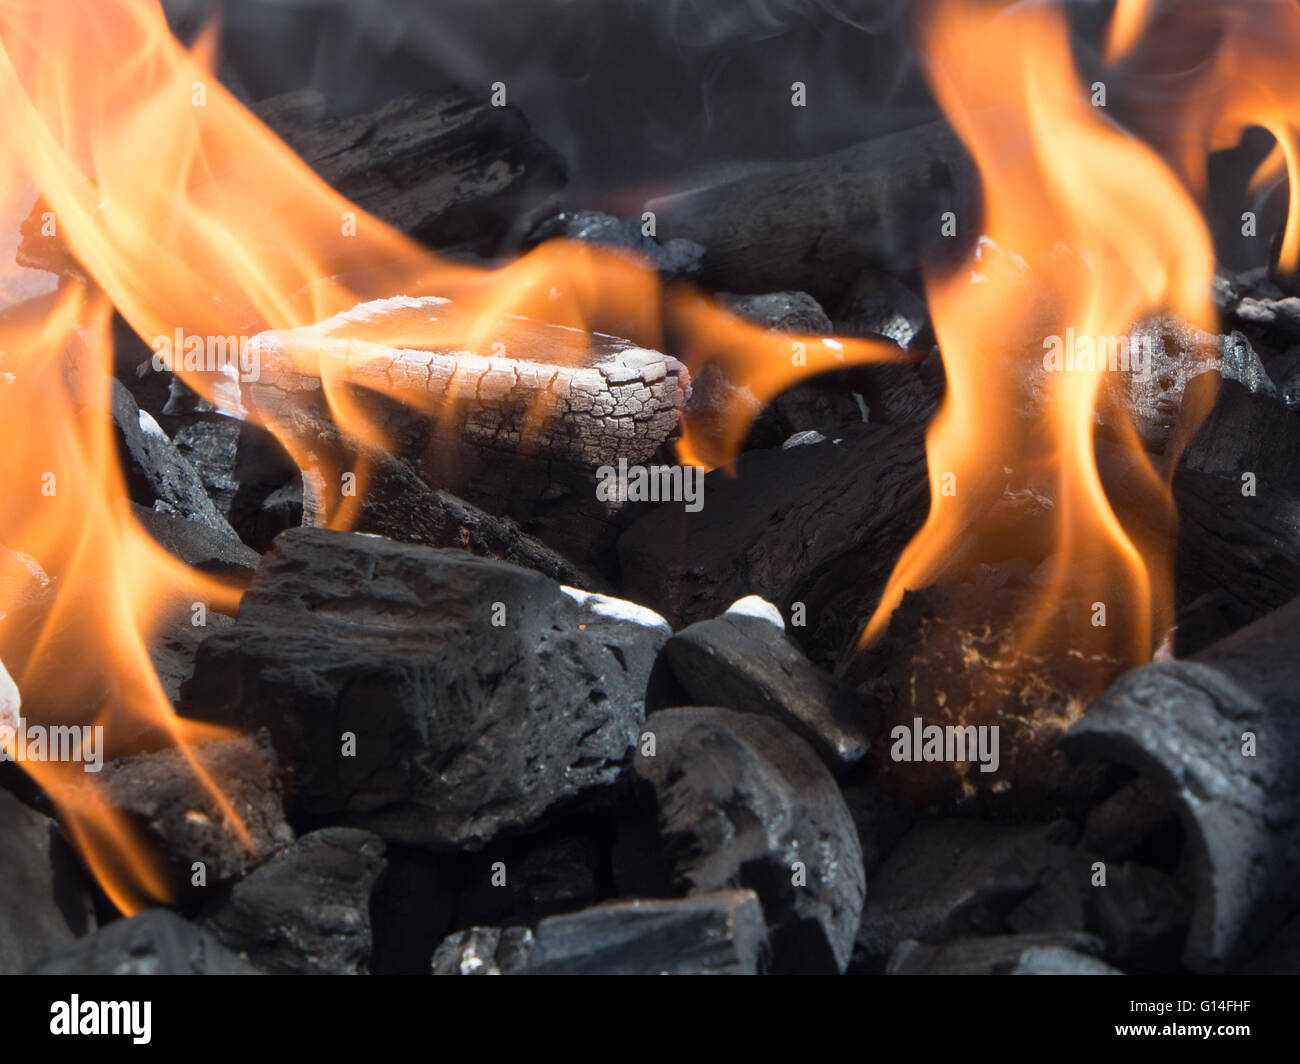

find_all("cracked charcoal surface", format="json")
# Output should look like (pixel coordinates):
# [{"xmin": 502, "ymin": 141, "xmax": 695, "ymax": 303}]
[
  {"xmin": 183, "ymin": 527, "xmax": 663, "ymax": 848},
  {"xmin": 633, "ymin": 706, "xmax": 865, "ymax": 973}
]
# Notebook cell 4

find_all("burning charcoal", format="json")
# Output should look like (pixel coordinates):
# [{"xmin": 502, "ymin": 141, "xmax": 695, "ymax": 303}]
[
  {"xmin": 456, "ymin": 833, "xmax": 602, "ymax": 927},
  {"xmin": 183, "ymin": 528, "xmax": 663, "ymax": 848},
  {"xmin": 200, "ymin": 827, "xmax": 386, "ymax": 975},
  {"xmin": 527, "ymin": 210, "xmax": 704, "ymax": 279},
  {"xmin": 663, "ymin": 597, "xmax": 871, "ymax": 771},
  {"xmin": 172, "ymin": 418, "xmax": 242, "ymax": 519},
  {"xmin": 854, "ymin": 819, "xmax": 1080, "ymax": 973},
  {"xmin": 1090, "ymin": 863, "xmax": 1191, "ymax": 972},
  {"xmin": 432, "ymin": 891, "xmax": 768, "ymax": 975},
  {"xmin": 431, "ymin": 926, "xmax": 535, "ymax": 976},
  {"xmin": 887, "ymin": 931, "xmax": 1107, "ymax": 975},
  {"xmin": 1062, "ymin": 593, "xmax": 1300, "ymax": 971},
  {"xmin": 1011, "ymin": 946, "xmax": 1125, "ymax": 974},
  {"xmin": 645, "ymin": 121, "xmax": 975, "ymax": 306},
  {"xmin": 632, "ymin": 706, "xmax": 865, "ymax": 973},
  {"xmin": 1082, "ymin": 775, "xmax": 1181, "ymax": 864},
  {"xmin": 834, "ymin": 269, "xmax": 932, "ymax": 351},
  {"xmin": 28, "ymin": 909, "xmax": 257, "ymax": 975},
  {"xmin": 242, "ymin": 296, "xmax": 690, "ymax": 564},
  {"xmin": 130, "ymin": 504, "xmax": 259, "ymax": 580},
  {"xmin": 860, "ymin": 581, "xmax": 1126, "ymax": 810},
  {"xmin": 0, "ymin": 787, "xmax": 96, "ymax": 974},
  {"xmin": 56, "ymin": 734, "xmax": 293, "ymax": 900},
  {"xmin": 110, "ymin": 379, "xmax": 238, "ymax": 537},
  {"xmin": 252, "ymin": 89, "xmax": 565, "ymax": 255},
  {"xmin": 618, "ymin": 424, "xmax": 928, "ymax": 665}
]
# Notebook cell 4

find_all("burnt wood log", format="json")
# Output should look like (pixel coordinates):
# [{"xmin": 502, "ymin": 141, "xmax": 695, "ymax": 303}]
[
  {"xmin": 645, "ymin": 121, "xmax": 976, "ymax": 306},
  {"xmin": 1062, "ymin": 593, "xmax": 1300, "ymax": 972},
  {"xmin": 242, "ymin": 296, "xmax": 690, "ymax": 566}
]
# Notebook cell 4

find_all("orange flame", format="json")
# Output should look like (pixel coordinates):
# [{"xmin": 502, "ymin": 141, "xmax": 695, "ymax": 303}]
[{"xmin": 861, "ymin": 0, "xmax": 1217, "ymax": 669}]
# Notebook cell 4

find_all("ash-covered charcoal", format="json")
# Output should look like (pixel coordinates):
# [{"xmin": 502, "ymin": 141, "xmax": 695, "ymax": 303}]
[
  {"xmin": 242, "ymin": 296, "xmax": 691, "ymax": 565},
  {"xmin": 859, "ymin": 581, "xmax": 1126, "ymax": 810},
  {"xmin": 1062, "ymin": 593, "xmax": 1300, "ymax": 972},
  {"xmin": 645, "ymin": 120, "xmax": 976, "ymax": 306},
  {"xmin": 618, "ymin": 423, "xmax": 928, "ymax": 665},
  {"xmin": 527, "ymin": 210, "xmax": 705, "ymax": 279},
  {"xmin": 0, "ymin": 787, "xmax": 96, "ymax": 975},
  {"xmin": 54, "ymin": 733, "xmax": 293, "ymax": 900},
  {"xmin": 200, "ymin": 827, "xmax": 386, "ymax": 975},
  {"xmin": 182, "ymin": 528, "xmax": 664, "ymax": 848},
  {"xmin": 632, "ymin": 706, "xmax": 864, "ymax": 973},
  {"xmin": 252, "ymin": 88, "xmax": 566, "ymax": 255},
  {"xmin": 663, "ymin": 596, "xmax": 871, "ymax": 772},
  {"xmin": 887, "ymin": 931, "xmax": 1108, "ymax": 975},
  {"xmin": 130, "ymin": 504, "xmax": 259, "ymax": 580},
  {"xmin": 28, "ymin": 909, "xmax": 257, "ymax": 975},
  {"xmin": 432, "ymin": 891, "xmax": 768, "ymax": 975},
  {"xmin": 853, "ymin": 818, "xmax": 1081, "ymax": 973},
  {"xmin": 110, "ymin": 379, "xmax": 239, "ymax": 537}
]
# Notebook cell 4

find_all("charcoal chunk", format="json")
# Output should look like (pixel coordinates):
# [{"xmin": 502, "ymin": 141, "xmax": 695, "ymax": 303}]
[
  {"xmin": 888, "ymin": 931, "xmax": 1107, "ymax": 975},
  {"xmin": 854, "ymin": 818, "xmax": 1080, "ymax": 972},
  {"xmin": 432, "ymin": 891, "xmax": 767, "ymax": 975},
  {"xmin": 663, "ymin": 602, "xmax": 870, "ymax": 771},
  {"xmin": 130, "ymin": 504, "xmax": 259, "ymax": 579},
  {"xmin": 110, "ymin": 379, "xmax": 236, "ymax": 536},
  {"xmin": 172, "ymin": 418, "xmax": 241, "ymax": 519},
  {"xmin": 528, "ymin": 891, "xmax": 768, "ymax": 974},
  {"xmin": 184, "ymin": 528, "xmax": 663, "ymax": 848},
  {"xmin": 29, "ymin": 909, "xmax": 257, "ymax": 975},
  {"xmin": 528, "ymin": 210, "xmax": 704, "ymax": 279},
  {"xmin": 201, "ymin": 827, "xmax": 386, "ymax": 975},
  {"xmin": 0, "ymin": 788, "xmax": 96, "ymax": 974},
  {"xmin": 633, "ymin": 706, "xmax": 864, "ymax": 972},
  {"xmin": 56, "ymin": 734, "xmax": 293, "ymax": 899}
]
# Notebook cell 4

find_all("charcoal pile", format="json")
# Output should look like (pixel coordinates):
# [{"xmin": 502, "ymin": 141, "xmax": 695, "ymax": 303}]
[{"xmin": 7, "ymin": 0, "xmax": 1300, "ymax": 982}]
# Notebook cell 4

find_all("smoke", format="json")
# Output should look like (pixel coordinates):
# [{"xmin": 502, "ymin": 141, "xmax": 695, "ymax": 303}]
[{"xmin": 166, "ymin": 0, "xmax": 934, "ymax": 203}]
